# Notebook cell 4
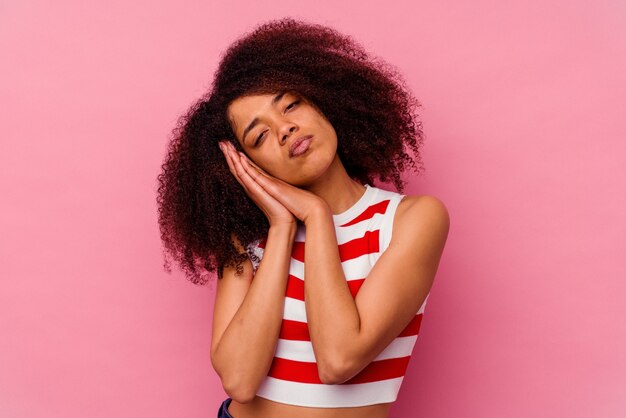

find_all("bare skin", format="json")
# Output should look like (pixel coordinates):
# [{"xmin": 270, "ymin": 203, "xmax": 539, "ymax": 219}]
[
  {"xmin": 230, "ymin": 395, "xmax": 392, "ymax": 418},
  {"xmin": 213, "ymin": 91, "xmax": 450, "ymax": 418}
]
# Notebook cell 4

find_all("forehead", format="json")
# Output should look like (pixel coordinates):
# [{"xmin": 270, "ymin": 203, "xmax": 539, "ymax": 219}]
[{"xmin": 227, "ymin": 93, "xmax": 281, "ymax": 120}]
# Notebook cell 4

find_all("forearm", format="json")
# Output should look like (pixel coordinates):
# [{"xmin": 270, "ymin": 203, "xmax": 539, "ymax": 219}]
[
  {"xmin": 213, "ymin": 223, "xmax": 297, "ymax": 400},
  {"xmin": 303, "ymin": 208, "xmax": 361, "ymax": 382}
]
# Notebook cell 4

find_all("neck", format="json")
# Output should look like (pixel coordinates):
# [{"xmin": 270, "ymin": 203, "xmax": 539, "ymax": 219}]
[{"xmin": 303, "ymin": 154, "xmax": 367, "ymax": 215}]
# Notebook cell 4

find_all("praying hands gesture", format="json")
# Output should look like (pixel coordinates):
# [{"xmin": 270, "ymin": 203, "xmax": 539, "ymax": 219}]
[{"xmin": 218, "ymin": 141, "xmax": 327, "ymax": 228}]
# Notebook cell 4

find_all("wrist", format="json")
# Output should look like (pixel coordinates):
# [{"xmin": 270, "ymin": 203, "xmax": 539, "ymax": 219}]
[
  {"xmin": 269, "ymin": 221, "xmax": 298, "ymax": 238},
  {"xmin": 304, "ymin": 203, "xmax": 332, "ymax": 225}
]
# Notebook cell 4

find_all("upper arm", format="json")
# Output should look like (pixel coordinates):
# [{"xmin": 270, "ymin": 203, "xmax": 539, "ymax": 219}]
[
  {"xmin": 338, "ymin": 195, "xmax": 450, "ymax": 381},
  {"xmin": 210, "ymin": 234, "xmax": 255, "ymax": 369}
]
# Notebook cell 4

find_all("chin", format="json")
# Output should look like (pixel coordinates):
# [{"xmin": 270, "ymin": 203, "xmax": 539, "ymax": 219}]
[
  {"xmin": 283, "ymin": 178, "xmax": 311, "ymax": 188},
  {"xmin": 287, "ymin": 171, "xmax": 326, "ymax": 188}
]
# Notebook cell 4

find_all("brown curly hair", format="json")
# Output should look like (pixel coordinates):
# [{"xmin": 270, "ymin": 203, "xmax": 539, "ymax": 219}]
[{"xmin": 156, "ymin": 17, "xmax": 425, "ymax": 285}]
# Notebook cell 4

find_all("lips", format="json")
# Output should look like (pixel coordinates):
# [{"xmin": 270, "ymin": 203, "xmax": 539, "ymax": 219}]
[{"xmin": 289, "ymin": 135, "xmax": 313, "ymax": 157}]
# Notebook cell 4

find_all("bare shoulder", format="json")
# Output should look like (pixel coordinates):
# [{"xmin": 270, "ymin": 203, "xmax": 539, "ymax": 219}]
[
  {"xmin": 394, "ymin": 194, "xmax": 450, "ymax": 245},
  {"xmin": 397, "ymin": 194, "xmax": 449, "ymax": 220}
]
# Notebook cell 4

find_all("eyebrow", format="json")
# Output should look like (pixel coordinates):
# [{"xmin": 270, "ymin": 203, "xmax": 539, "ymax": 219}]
[{"xmin": 241, "ymin": 91, "xmax": 287, "ymax": 144}]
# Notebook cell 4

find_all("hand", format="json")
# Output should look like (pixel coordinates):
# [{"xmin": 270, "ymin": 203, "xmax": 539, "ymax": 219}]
[
  {"xmin": 219, "ymin": 141, "xmax": 296, "ymax": 228},
  {"xmin": 218, "ymin": 141, "xmax": 328, "ymax": 225}
]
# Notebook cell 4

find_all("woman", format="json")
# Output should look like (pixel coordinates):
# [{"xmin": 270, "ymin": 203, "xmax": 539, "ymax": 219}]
[{"xmin": 157, "ymin": 18, "xmax": 449, "ymax": 418}]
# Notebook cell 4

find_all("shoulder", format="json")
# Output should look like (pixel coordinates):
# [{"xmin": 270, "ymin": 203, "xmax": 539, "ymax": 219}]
[
  {"xmin": 393, "ymin": 194, "xmax": 450, "ymax": 243},
  {"xmin": 397, "ymin": 194, "xmax": 449, "ymax": 220}
]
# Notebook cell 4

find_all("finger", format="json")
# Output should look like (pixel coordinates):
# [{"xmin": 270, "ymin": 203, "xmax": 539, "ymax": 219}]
[
  {"xmin": 239, "ymin": 154, "xmax": 270, "ymax": 177},
  {"xmin": 238, "ymin": 154, "xmax": 304, "ymax": 217},
  {"xmin": 219, "ymin": 143, "xmax": 240, "ymax": 182},
  {"xmin": 228, "ymin": 147, "xmax": 266, "ymax": 192},
  {"xmin": 224, "ymin": 146, "xmax": 298, "ymax": 221},
  {"xmin": 220, "ymin": 144, "xmax": 248, "ymax": 190},
  {"xmin": 239, "ymin": 153, "xmax": 265, "ymax": 181},
  {"xmin": 220, "ymin": 144, "xmax": 291, "ymax": 221},
  {"xmin": 237, "ymin": 152, "xmax": 278, "ymax": 184},
  {"xmin": 242, "ymin": 154, "xmax": 291, "ymax": 188},
  {"xmin": 239, "ymin": 153, "xmax": 283, "ymax": 197},
  {"xmin": 224, "ymin": 143, "xmax": 276, "ymax": 198},
  {"xmin": 226, "ymin": 146, "xmax": 246, "ymax": 178}
]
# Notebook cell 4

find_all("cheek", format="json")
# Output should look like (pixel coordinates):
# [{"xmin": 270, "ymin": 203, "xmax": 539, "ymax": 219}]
[
  {"xmin": 254, "ymin": 157, "xmax": 282, "ymax": 178},
  {"xmin": 319, "ymin": 121, "xmax": 338, "ymax": 146}
]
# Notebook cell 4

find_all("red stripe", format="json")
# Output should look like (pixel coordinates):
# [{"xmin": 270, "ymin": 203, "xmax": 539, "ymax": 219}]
[
  {"xmin": 285, "ymin": 274, "xmax": 304, "ymax": 300},
  {"xmin": 279, "ymin": 313, "xmax": 422, "ymax": 342},
  {"xmin": 279, "ymin": 319, "xmax": 310, "ymax": 340},
  {"xmin": 267, "ymin": 356, "xmax": 411, "ymax": 384},
  {"xmin": 268, "ymin": 357, "xmax": 323, "ymax": 383},
  {"xmin": 285, "ymin": 275, "xmax": 365, "ymax": 301},
  {"xmin": 255, "ymin": 199, "xmax": 387, "ymax": 249},
  {"xmin": 338, "ymin": 230, "xmax": 380, "ymax": 262},
  {"xmin": 347, "ymin": 278, "xmax": 366, "ymax": 298},
  {"xmin": 343, "ymin": 356, "xmax": 411, "ymax": 384},
  {"xmin": 289, "ymin": 230, "xmax": 380, "ymax": 263},
  {"xmin": 398, "ymin": 314, "xmax": 423, "ymax": 337},
  {"xmin": 291, "ymin": 241, "xmax": 304, "ymax": 262},
  {"xmin": 340, "ymin": 199, "xmax": 391, "ymax": 227}
]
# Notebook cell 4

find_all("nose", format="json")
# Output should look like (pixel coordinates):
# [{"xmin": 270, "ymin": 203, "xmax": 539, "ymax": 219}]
[{"xmin": 279, "ymin": 123, "xmax": 297, "ymax": 144}]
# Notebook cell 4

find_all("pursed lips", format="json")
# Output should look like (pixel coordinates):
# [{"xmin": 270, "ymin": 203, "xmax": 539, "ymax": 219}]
[{"xmin": 289, "ymin": 135, "xmax": 313, "ymax": 157}]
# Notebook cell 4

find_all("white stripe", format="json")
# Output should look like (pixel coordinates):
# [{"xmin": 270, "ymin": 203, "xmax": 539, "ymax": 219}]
[
  {"xmin": 256, "ymin": 376, "xmax": 404, "ymax": 407},
  {"xmin": 374, "ymin": 335, "xmax": 418, "ymax": 360},
  {"xmin": 381, "ymin": 194, "xmax": 405, "ymax": 253},
  {"xmin": 417, "ymin": 294, "xmax": 429, "ymax": 314},
  {"xmin": 334, "ymin": 212, "xmax": 385, "ymax": 243},
  {"xmin": 288, "ymin": 252, "xmax": 376, "ymax": 282},
  {"xmin": 273, "ymin": 335, "xmax": 418, "ymax": 363},
  {"xmin": 250, "ymin": 194, "xmax": 391, "ymax": 260},
  {"xmin": 295, "ymin": 212, "xmax": 385, "ymax": 245},
  {"xmin": 274, "ymin": 339, "xmax": 317, "ymax": 362},
  {"xmin": 283, "ymin": 297, "xmax": 307, "ymax": 322},
  {"xmin": 289, "ymin": 257, "xmax": 304, "ymax": 277}
]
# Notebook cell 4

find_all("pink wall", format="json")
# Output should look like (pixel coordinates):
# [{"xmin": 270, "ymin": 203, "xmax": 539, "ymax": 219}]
[{"xmin": 1, "ymin": 1, "xmax": 625, "ymax": 417}]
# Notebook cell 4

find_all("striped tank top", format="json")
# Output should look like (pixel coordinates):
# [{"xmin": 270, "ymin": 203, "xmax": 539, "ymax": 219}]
[{"xmin": 245, "ymin": 184, "xmax": 430, "ymax": 407}]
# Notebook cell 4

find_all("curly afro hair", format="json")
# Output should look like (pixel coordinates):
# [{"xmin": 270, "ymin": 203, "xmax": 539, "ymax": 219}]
[{"xmin": 156, "ymin": 17, "xmax": 425, "ymax": 285}]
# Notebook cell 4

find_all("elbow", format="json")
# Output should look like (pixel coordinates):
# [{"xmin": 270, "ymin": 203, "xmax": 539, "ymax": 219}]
[
  {"xmin": 318, "ymin": 355, "xmax": 352, "ymax": 385},
  {"xmin": 319, "ymin": 372, "xmax": 343, "ymax": 385},
  {"xmin": 212, "ymin": 353, "xmax": 257, "ymax": 404},
  {"xmin": 227, "ymin": 390, "xmax": 257, "ymax": 405},
  {"xmin": 318, "ymin": 367, "xmax": 337, "ymax": 385},
  {"xmin": 223, "ymin": 378, "xmax": 258, "ymax": 404}
]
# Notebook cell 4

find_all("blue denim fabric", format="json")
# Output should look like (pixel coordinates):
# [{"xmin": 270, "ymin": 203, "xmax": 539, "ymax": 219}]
[{"xmin": 217, "ymin": 397, "xmax": 234, "ymax": 418}]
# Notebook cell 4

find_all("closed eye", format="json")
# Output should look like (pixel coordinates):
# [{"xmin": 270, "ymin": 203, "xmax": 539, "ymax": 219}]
[
  {"xmin": 286, "ymin": 100, "xmax": 300, "ymax": 110},
  {"xmin": 253, "ymin": 101, "xmax": 301, "ymax": 146},
  {"xmin": 254, "ymin": 131, "xmax": 267, "ymax": 146}
]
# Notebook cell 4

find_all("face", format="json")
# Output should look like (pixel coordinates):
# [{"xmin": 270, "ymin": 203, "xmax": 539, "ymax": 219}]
[{"xmin": 226, "ymin": 90, "xmax": 338, "ymax": 187}]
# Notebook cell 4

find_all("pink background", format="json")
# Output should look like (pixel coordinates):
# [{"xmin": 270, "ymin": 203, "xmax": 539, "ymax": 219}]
[{"xmin": 1, "ymin": 1, "xmax": 625, "ymax": 417}]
